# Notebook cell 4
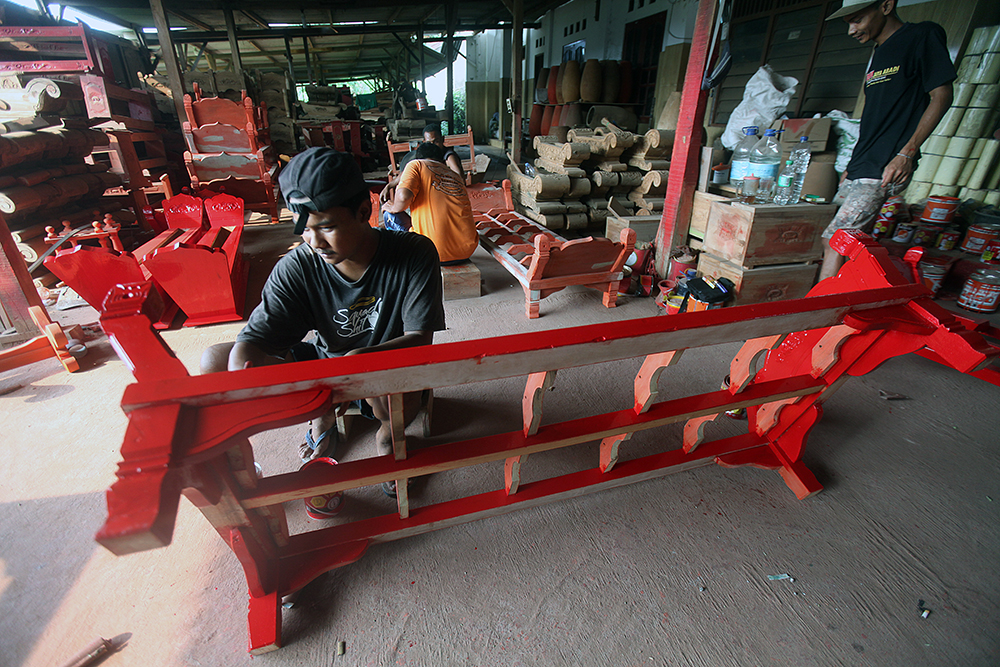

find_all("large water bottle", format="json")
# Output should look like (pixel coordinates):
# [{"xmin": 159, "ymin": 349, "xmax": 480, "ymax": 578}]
[
  {"xmin": 729, "ymin": 126, "xmax": 759, "ymax": 186},
  {"xmin": 788, "ymin": 136, "xmax": 812, "ymax": 204},
  {"xmin": 748, "ymin": 129, "xmax": 782, "ymax": 199},
  {"xmin": 773, "ymin": 160, "xmax": 796, "ymax": 205}
]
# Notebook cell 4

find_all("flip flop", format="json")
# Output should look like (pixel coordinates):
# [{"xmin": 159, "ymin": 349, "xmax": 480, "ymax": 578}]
[
  {"xmin": 381, "ymin": 478, "xmax": 412, "ymax": 499},
  {"xmin": 300, "ymin": 425, "xmax": 337, "ymax": 463}
]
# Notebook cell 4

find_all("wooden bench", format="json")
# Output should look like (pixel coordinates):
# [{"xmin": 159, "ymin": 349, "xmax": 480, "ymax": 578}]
[
  {"xmin": 42, "ymin": 208, "xmax": 198, "ymax": 329},
  {"xmin": 92, "ymin": 231, "xmax": 1000, "ymax": 654},
  {"xmin": 142, "ymin": 192, "xmax": 247, "ymax": 326},
  {"xmin": 475, "ymin": 206, "xmax": 636, "ymax": 318}
]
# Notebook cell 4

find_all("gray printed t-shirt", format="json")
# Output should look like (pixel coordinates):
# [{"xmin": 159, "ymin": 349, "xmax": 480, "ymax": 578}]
[{"xmin": 237, "ymin": 229, "xmax": 445, "ymax": 357}]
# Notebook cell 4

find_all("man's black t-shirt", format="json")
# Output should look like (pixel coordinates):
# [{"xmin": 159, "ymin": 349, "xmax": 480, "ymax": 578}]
[
  {"xmin": 846, "ymin": 22, "xmax": 956, "ymax": 180},
  {"xmin": 237, "ymin": 230, "xmax": 445, "ymax": 358}
]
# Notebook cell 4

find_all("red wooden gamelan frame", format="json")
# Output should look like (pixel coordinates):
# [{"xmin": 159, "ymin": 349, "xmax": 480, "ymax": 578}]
[{"xmin": 95, "ymin": 231, "xmax": 999, "ymax": 654}]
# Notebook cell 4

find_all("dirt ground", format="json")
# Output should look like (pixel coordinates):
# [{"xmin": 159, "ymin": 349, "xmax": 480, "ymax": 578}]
[{"xmin": 2, "ymin": 221, "xmax": 999, "ymax": 667}]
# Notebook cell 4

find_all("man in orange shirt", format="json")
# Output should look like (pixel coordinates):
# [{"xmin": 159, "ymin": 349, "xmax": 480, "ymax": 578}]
[{"xmin": 382, "ymin": 142, "xmax": 479, "ymax": 264}]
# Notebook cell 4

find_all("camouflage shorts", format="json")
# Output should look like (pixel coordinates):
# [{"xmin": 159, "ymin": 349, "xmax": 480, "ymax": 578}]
[{"xmin": 822, "ymin": 178, "xmax": 891, "ymax": 240}]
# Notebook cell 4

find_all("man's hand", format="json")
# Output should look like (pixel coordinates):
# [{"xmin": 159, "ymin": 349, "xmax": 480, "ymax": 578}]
[{"xmin": 881, "ymin": 154, "xmax": 912, "ymax": 188}]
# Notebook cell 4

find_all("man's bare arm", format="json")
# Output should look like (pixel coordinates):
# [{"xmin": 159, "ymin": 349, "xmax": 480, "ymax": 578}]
[
  {"xmin": 228, "ymin": 340, "xmax": 288, "ymax": 371},
  {"xmin": 446, "ymin": 153, "xmax": 466, "ymax": 181},
  {"xmin": 343, "ymin": 331, "xmax": 434, "ymax": 357},
  {"xmin": 881, "ymin": 83, "xmax": 953, "ymax": 187},
  {"xmin": 382, "ymin": 185, "xmax": 414, "ymax": 214}
]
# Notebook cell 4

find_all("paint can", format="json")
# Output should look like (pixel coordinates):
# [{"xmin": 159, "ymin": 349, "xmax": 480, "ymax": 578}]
[
  {"xmin": 911, "ymin": 154, "xmax": 943, "ymax": 182},
  {"xmin": 969, "ymin": 83, "xmax": 1000, "ymax": 108},
  {"xmin": 932, "ymin": 156, "xmax": 965, "ymax": 186},
  {"xmin": 936, "ymin": 228, "xmax": 962, "ymax": 251},
  {"xmin": 301, "ymin": 457, "xmax": 344, "ymax": 519},
  {"xmin": 959, "ymin": 223, "xmax": 1000, "ymax": 254},
  {"xmin": 934, "ymin": 106, "xmax": 965, "ymax": 136},
  {"xmin": 871, "ymin": 212, "xmax": 895, "ymax": 240},
  {"xmin": 952, "ymin": 83, "xmax": 976, "ymax": 107},
  {"xmin": 967, "ymin": 25, "xmax": 1000, "ymax": 55},
  {"xmin": 912, "ymin": 223, "xmax": 943, "ymax": 247},
  {"xmin": 957, "ymin": 269, "xmax": 1000, "ymax": 313},
  {"xmin": 891, "ymin": 222, "xmax": 917, "ymax": 244},
  {"xmin": 917, "ymin": 255, "xmax": 950, "ymax": 296},
  {"xmin": 955, "ymin": 107, "xmax": 992, "ymax": 137},
  {"xmin": 415, "ymin": 97, "xmax": 427, "ymax": 111},
  {"xmin": 920, "ymin": 195, "xmax": 961, "ymax": 223},
  {"xmin": 981, "ymin": 238, "xmax": 1000, "ymax": 265}
]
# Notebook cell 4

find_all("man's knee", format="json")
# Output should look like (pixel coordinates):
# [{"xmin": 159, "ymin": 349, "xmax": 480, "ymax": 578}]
[{"xmin": 200, "ymin": 342, "xmax": 235, "ymax": 374}]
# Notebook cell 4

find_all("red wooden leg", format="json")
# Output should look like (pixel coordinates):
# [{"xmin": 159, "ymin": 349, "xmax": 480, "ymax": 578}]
[{"xmin": 247, "ymin": 590, "xmax": 281, "ymax": 655}]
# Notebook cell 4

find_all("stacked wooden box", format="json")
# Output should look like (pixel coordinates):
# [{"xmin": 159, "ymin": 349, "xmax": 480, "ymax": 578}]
[
  {"xmin": 257, "ymin": 72, "xmax": 296, "ymax": 156},
  {"xmin": 508, "ymin": 138, "xmax": 592, "ymax": 230},
  {"xmin": 697, "ymin": 201, "xmax": 837, "ymax": 304}
]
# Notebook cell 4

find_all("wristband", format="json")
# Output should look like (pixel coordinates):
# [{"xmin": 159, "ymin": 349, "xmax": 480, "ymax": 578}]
[{"xmin": 896, "ymin": 152, "xmax": 912, "ymax": 160}]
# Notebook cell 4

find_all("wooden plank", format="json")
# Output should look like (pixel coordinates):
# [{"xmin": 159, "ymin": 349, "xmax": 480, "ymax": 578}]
[
  {"xmin": 244, "ymin": 377, "xmax": 820, "ymax": 508},
  {"xmin": 121, "ymin": 283, "xmax": 927, "ymax": 415}
]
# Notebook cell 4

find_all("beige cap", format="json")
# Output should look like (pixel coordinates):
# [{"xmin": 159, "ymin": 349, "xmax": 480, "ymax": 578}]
[{"xmin": 826, "ymin": 0, "xmax": 878, "ymax": 21}]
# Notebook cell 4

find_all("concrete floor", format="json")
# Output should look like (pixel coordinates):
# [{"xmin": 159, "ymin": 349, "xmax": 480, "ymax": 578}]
[{"xmin": 2, "ymin": 219, "xmax": 1000, "ymax": 667}]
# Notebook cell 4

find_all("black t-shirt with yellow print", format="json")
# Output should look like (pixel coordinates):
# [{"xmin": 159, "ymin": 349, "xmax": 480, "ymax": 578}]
[{"xmin": 847, "ymin": 21, "xmax": 956, "ymax": 180}]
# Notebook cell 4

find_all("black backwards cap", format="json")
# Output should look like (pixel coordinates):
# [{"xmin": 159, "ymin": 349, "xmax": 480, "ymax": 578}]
[{"xmin": 278, "ymin": 147, "xmax": 367, "ymax": 234}]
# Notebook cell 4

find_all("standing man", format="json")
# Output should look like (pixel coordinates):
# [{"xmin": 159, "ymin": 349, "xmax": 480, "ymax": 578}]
[
  {"xmin": 818, "ymin": 0, "xmax": 955, "ymax": 281},
  {"xmin": 382, "ymin": 142, "xmax": 479, "ymax": 265}
]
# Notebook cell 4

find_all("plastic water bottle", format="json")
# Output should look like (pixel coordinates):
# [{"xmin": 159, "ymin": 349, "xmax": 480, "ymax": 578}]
[
  {"xmin": 788, "ymin": 136, "xmax": 812, "ymax": 204},
  {"xmin": 773, "ymin": 160, "xmax": 796, "ymax": 205},
  {"xmin": 729, "ymin": 126, "xmax": 759, "ymax": 186},
  {"xmin": 749, "ymin": 129, "xmax": 782, "ymax": 199}
]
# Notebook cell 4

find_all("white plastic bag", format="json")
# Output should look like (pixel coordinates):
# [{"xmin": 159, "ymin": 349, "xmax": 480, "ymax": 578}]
[
  {"xmin": 826, "ymin": 110, "xmax": 861, "ymax": 173},
  {"xmin": 722, "ymin": 65, "xmax": 798, "ymax": 149}
]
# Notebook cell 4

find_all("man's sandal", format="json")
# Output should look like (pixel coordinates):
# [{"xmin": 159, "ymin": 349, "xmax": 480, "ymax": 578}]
[
  {"xmin": 381, "ymin": 478, "xmax": 412, "ymax": 499},
  {"xmin": 300, "ymin": 425, "xmax": 337, "ymax": 463}
]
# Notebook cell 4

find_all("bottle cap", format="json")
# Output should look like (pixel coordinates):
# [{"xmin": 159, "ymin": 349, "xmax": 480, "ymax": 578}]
[
  {"xmin": 799, "ymin": 136, "xmax": 809, "ymax": 142},
  {"xmin": 744, "ymin": 173, "xmax": 759, "ymax": 182},
  {"xmin": 763, "ymin": 129, "xmax": 778, "ymax": 136},
  {"xmin": 743, "ymin": 126, "xmax": 758, "ymax": 135}
]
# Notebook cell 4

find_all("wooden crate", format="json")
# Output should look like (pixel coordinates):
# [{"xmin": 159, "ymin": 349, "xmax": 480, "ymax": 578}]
[
  {"xmin": 697, "ymin": 252, "xmax": 818, "ymax": 305},
  {"xmin": 605, "ymin": 199, "xmax": 659, "ymax": 244},
  {"xmin": 703, "ymin": 201, "xmax": 836, "ymax": 269},
  {"xmin": 690, "ymin": 190, "xmax": 731, "ymax": 240}
]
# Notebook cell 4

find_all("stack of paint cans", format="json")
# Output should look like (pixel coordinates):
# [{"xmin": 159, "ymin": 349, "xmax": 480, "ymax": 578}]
[
  {"xmin": 908, "ymin": 25, "xmax": 1000, "ymax": 207},
  {"xmin": 959, "ymin": 210, "xmax": 1000, "ymax": 260},
  {"xmin": 873, "ymin": 196, "xmax": 906, "ymax": 240}
]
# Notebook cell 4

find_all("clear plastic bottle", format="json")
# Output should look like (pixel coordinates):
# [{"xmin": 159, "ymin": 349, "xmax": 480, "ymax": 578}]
[
  {"xmin": 748, "ymin": 129, "xmax": 782, "ymax": 199},
  {"xmin": 788, "ymin": 136, "xmax": 812, "ymax": 204},
  {"xmin": 729, "ymin": 126, "xmax": 759, "ymax": 186},
  {"xmin": 773, "ymin": 160, "xmax": 796, "ymax": 205}
]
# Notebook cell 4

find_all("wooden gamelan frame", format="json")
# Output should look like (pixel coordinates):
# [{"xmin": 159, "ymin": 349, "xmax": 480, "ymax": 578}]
[{"xmin": 95, "ymin": 231, "xmax": 999, "ymax": 654}]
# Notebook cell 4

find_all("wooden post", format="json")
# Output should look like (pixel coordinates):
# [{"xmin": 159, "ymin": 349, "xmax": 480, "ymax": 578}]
[
  {"xmin": 284, "ymin": 36, "xmax": 297, "ymax": 120},
  {"xmin": 223, "ymin": 7, "xmax": 243, "ymax": 79},
  {"xmin": 653, "ymin": 0, "xmax": 717, "ymax": 278},
  {"xmin": 303, "ymin": 36, "xmax": 313, "ymax": 85},
  {"xmin": 149, "ymin": 0, "xmax": 187, "ymax": 124},
  {"xmin": 419, "ymin": 24, "xmax": 426, "ymax": 95},
  {"xmin": 511, "ymin": 0, "xmax": 523, "ymax": 165},
  {"xmin": 446, "ymin": 3, "xmax": 455, "ymax": 133}
]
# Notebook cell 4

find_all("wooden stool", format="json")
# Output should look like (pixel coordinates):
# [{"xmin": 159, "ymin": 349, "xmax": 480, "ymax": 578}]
[
  {"xmin": 336, "ymin": 389, "xmax": 433, "ymax": 441},
  {"xmin": 441, "ymin": 261, "xmax": 481, "ymax": 300}
]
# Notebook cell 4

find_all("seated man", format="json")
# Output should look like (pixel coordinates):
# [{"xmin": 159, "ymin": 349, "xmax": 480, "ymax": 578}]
[
  {"xmin": 200, "ymin": 147, "xmax": 445, "ymax": 498},
  {"xmin": 379, "ymin": 122, "xmax": 465, "ymax": 204},
  {"xmin": 423, "ymin": 122, "xmax": 466, "ymax": 182},
  {"xmin": 382, "ymin": 141, "xmax": 479, "ymax": 265}
]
